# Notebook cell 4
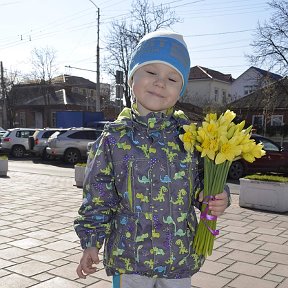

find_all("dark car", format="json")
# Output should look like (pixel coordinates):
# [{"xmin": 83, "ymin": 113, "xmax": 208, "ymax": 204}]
[{"xmin": 228, "ymin": 134, "xmax": 288, "ymax": 180}]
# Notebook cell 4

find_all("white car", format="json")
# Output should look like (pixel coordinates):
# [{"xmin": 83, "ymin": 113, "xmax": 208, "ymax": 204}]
[
  {"xmin": 0, "ymin": 128, "xmax": 36, "ymax": 157},
  {"xmin": 46, "ymin": 127, "xmax": 103, "ymax": 164},
  {"xmin": 29, "ymin": 128, "xmax": 67, "ymax": 160}
]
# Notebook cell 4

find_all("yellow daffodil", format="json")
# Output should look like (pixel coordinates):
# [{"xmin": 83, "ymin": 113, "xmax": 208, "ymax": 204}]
[
  {"xmin": 179, "ymin": 123, "xmax": 197, "ymax": 153},
  {"xmin": 179, "ymin": 109, "xmax": 266, "ymax": 258},
  {"xmin": 215, "ymin": 136, "xmax": 242, "ymax": 164}
]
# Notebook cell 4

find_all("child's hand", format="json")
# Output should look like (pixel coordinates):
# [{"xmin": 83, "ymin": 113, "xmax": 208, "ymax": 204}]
[
  {"xmin": 208, "ymin": 191, "xmax": 229, "ymax": 216},
  {"xmin": 198, "ymin": 191, "xmax": 229, "ymax": 217},
  {"xmin": 76, "ymin": 247, "xmax": 100, "ymax": 279}
]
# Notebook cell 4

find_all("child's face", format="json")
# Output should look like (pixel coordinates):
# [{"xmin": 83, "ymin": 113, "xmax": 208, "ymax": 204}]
[{"xmin": 131, "ymin": 63, "xmax": 182, "ymax": 116}]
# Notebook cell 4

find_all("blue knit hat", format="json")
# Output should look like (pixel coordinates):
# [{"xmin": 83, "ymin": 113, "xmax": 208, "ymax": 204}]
[{"xmin": 128, "ymin": 30, "xmax": 190, "ymax": 97}]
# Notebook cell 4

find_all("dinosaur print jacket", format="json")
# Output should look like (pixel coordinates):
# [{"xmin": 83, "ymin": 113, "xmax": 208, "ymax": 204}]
[{"xmin": 74, "ymin": 107, "xmax": 207, "ymax": 279}]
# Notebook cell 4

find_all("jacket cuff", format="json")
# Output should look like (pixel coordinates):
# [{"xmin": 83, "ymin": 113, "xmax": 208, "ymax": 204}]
[{"xmin": 80, "ymin": 232, "xmax": 105, "ymax": 250}]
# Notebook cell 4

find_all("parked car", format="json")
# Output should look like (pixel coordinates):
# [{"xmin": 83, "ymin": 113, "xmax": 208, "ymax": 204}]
[
  {"xmin": 0, "ymin": 128, "xmax": 36, "ymax": 157},
  {"xmin": 29, "ymin": 128, "xmax": 68, "ymax": 160},
  {"xmin": 228, "ymin": 134, "xmax": 288, "ymax": 180},
  {"xmin": 0, "ymin": 129, "xmax": 7, "ymax": 141},
  {"xmin": 46, "ymin": 128, "xmax": 103, "ymax": 164}
]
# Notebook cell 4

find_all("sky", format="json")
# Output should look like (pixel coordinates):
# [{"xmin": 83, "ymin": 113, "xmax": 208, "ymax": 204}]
[{"xmin": 0, "ymin": 0, "xmax": 273, "ymax": 85}]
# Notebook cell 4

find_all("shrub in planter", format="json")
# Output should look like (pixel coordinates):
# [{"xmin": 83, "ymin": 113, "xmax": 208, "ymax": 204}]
[
  {"xmin": 0, "ymin": 155, "xmax": 8, "ymax": 176},
  {"xmin": 239, "ymin": 174, "xmax": 288, "ymax": 212},
  {"xmin": 74, "ymin": 163, "xmax": 87, "ymax": 188}
]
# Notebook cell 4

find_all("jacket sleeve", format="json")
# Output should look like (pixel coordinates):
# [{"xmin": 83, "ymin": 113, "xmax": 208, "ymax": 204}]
[{"xmin": 74, "ymin": 132, "xmax": 119, "ymax": 250}]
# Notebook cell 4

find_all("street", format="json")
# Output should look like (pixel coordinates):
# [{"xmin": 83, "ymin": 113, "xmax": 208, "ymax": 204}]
[
  {"xmin": 7, "ymin": 157, "xmax": 75, "ymax": 178},
  {"xmin": 6, "ymin": 157, "xmax": 240, "ymax": 195}
]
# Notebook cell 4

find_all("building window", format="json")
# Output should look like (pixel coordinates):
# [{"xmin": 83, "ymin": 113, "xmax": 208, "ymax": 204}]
[
  {"xmin": 73, "ymin": 87, "xmax": 79, "ymax": 93},
  {"xmin": 19, "ymin": 112, "xmax": 26, "ymax": 127},
  {"xmin": 90, "ymin": 90, "xmax": 94, "ymax": 97},
  {"xmin": 51, "ymin": 112, "xmax": 56, "ymax": 127},
  {"xmin": 244, "ymin": 85, "xmax": 258, "ymax": 95},
  {"xmin": 214, "ymin": 88, "xmax": 219, "ymax": 101},
  {"xmin": 252, "ymin": 115, "xmax": 264, "ymax": 127},
  {"xmin": 82, "ymin": 89, "xmax": 87, "ymax": 96},
  {"xmin": 271, "ymin": 115, "xmax": 283, "ymax": 126}
]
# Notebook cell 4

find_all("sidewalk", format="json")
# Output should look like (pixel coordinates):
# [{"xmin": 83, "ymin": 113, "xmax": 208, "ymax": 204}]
[{"xmin": 0, "ymin": 170, "xmax": 287, "ymax": 288}]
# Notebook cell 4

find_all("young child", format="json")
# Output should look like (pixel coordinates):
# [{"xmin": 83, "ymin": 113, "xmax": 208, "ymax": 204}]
[{"xmin": 74, "ymin": 30, "xmax": 229, "ymax": 288}]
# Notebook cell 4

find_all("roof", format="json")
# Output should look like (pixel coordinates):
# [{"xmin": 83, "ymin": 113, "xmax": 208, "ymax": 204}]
[
  {"xmin": 10, "ymin": 84, "xmax": 87, "ymax": 106},
  {"xmin": 175, "ymin": 101, "xmax": 204, "ymax": 122},
  {"xmin": 52, "ymin": 74, "xmax": 96, "ymax": 88},
  {"xmin": 228, "ymin": 77, "xmax": 288, "ymax": 109},
  {"xmin": 250, "ymin": 66, "xmax": 283, "ymax": 81},
  {"xmin": 188, "ymin": 66, "xmax": 233, "ymax": 83}
]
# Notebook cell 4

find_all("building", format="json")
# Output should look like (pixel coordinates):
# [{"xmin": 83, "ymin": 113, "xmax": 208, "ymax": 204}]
[
  {"xmin": 182, "ymin": 66, "xmax": 233, "ymax": 109},
  {"xmin": 228, "ymin": 77, "xmax": 288, "ymax": 136},
  {"xmin": 229, "ymin": 66, "xmax": 282, "ymax": 102},
  {"xmin": 6, "ymin": 75, "xmax": 112, "ymax": 128}
]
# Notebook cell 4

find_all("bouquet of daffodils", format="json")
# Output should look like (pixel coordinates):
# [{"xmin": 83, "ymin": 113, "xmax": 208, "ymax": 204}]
[{"xmin": 179, "ymin": 110, "xmax": 265, "ymax": 257}]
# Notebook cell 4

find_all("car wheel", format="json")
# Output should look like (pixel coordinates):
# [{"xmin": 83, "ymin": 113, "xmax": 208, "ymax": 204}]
[
  {"xmin": 64, "ymin": 148, "xmax": 81, "ymax": 164},
  {"xmin": 41, "ymin": 148, "xmax": 54, "ymax": 160},
  {"xmin": 11, "ymin": 145, "xmax": 25, "ymax": 158},
  {"xmin": 229, "ymin": 161, "xmax": 244, "ymax": 180}
]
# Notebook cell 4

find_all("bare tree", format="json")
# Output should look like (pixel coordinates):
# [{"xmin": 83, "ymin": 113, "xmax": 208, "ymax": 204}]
[
  {"xmin": 248, "ymin": 0, "xmax": 288, "ymax": 76},
  {"xmin": 30, "ymin": 46, "xmax": 58, "ymax": 84},
  {"xmin": 104, "ymin": 0, "xmax": 180, "ymax": 108}
]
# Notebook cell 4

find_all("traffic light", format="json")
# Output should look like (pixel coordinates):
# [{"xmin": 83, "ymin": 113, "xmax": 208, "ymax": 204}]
[{"xmin": 116, "ymin": 70, "xmax": 123, "ymax": 84}]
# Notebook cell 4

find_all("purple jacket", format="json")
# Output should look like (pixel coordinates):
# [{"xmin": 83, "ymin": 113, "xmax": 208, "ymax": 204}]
[{"xmin": 74, "ymin": 107, "xmax": 206, "ymax": 278}]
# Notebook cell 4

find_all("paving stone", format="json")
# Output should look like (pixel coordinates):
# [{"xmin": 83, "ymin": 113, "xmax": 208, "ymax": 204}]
[
  {"xmin": 222, "ymin": 232, "xmax": 257, "ymax": 242},
  {"xmin": 264, "ymin": 252, "xmax": 288, "ymax": 265},
  {"xmin": 270, "ymin": 264, "xmax": 288, "ymax": 277},
  {"xmin": 252, "ymin": 227, "xmax": 283, "ymax": 236},
  {"xmin": 41, "ymin": 240, "xmax": 78, "ymax": 251},
  {"xmin": 277, "ymin": 278, "xmax": 288, "ymax": 288},
  {"xmin": 254, "ymin": 249, "xmax": 270, "ymax": 256},
  {"xmin": 225, "ymin": 250, "xmax": 265, "ymax": 264},
  {"xmin": 221, "ymin": 225, "xmax": 254, "ymax": 234},
  {"xmin": 255, "ymin": 234, "xmax": 288, "ymax": 244},
  {"xmin": 218, "ymin": 270, "xmax": 238, "ymax": 280},
  {"xmin": 261, "ymin": 243, "xmax": 288, "ymax": 254},
  {"xmin": 258, "ymin": 260, "xmax": 277, "ymax": 268},
  {"xmin": 200, "ymin": 260, "xmax": 228, "ymax": 275},
  {"xmin": 0, "ymin": 228, "xmax": 24, "ymax": 237},
  {"xmin": 264, "ymin": 274, "xmax": 284, "ymax": 283},
  {"xmin": 86, "ymin": 280, "xmax": 111, "ymax": 288},
  {"xmin": 26, "ymin": 249, "xmax": 68, "ymax": 263},
  {"xmin": 0, "ymin": 235, "xmax": 12, "ymax": 244},
  {"xmin": 0, "ymin": 247, "xmax": 31, "ymax": 260},
  {"xmin": 23, "ymin": 230, "xmax": 58, "ymax": 240},
  {"xmin": 30, "ymin": 276, "xmax": 84, "ymax": 288},
  {"xmin": 50, "ymin": 259, "xmax": 69, "ymax": 266},
  {"xmin": 9, "ymin": 238, "xmax": 46, "ymax": 249},
  {"xmin": 6, "ymin": 260, "xmax": 55, "ymax": 276},
  {"xmin": 224, "ymin": 240, "xmax": 260, "ymax": 252},
  {"xmin": 227, "ymin": 261, "xmax": 271, "ymax": 278},
  {"xmin": 32, "ymin": 272, "xmax": 55, "ymax": 282},
  {"xmin": 229, "ymin": 275, "xmax": 278, "ymax": 288},
  {"xmin": 0, "ymin": 258, "xmax": 14, "ymax": 269},
  {"xmin": 0, "ymin": 273, "xmax": 38, "ymax": 288},
  {"xmin": 49, "ymin": 263, "xmax": 79, "ymax": 280},
  {"xmin": 191, "ymin": 271, "xmax": 231, "ymax": 288}
]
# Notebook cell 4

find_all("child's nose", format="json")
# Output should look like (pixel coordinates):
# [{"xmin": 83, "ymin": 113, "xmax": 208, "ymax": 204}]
[{"xmin": 154, "ymin": 76, "xmax": 165, "ymax": 87}]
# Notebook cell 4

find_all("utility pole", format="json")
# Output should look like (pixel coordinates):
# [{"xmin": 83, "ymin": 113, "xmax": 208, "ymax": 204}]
[
  {"xmin": 88, "ymin": 0, "xmax": 101, "ymax": 112},
  {"xmin": 96, "ymin": 7, "xmax": 100, "ymax": 112},
  {"xmin": 0, "ymin": 61, "xmax": 8, "ymax": 129}
]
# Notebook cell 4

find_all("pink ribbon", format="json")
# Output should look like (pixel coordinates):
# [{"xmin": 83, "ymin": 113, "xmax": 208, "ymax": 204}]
[{"xmin": 200, "ymin": 195, "xmax": 219, "ymax": 236}]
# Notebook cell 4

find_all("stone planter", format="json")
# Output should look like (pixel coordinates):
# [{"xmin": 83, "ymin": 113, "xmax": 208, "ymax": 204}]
[
  {"xmin": 239, "ymin": 178, "xmax": 288, "ymax": 212},
  {"xmin": 0, "ymin": 158, "xmax": 8, "ymax": 176},
  {"xmin": 74, "ymin": 165, "xmax": 86, "ymax": 188}
]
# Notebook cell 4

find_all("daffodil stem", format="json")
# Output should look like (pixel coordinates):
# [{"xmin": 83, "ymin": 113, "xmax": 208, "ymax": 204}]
[{"xmin": 193, "ymin": 158, "xmax": 231, "ymax": 257}]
